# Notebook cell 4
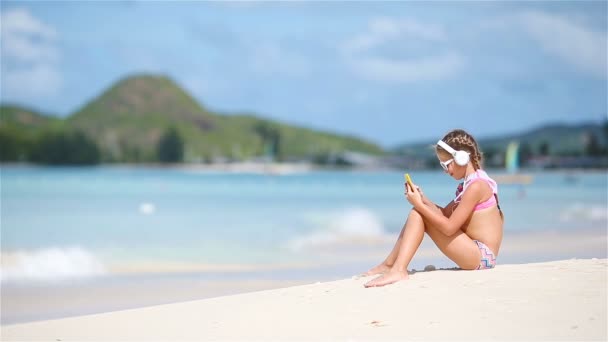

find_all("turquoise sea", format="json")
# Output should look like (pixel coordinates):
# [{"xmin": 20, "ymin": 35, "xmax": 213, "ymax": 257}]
[{"xmin": 1, "ymin": 166, "xmax": 606, "ymax": 323}]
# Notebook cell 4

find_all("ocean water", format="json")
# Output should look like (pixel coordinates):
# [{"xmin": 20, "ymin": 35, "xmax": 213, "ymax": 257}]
[
  {"xmin": 2, "ymin": 165, "xmax": 606, "ymax": 280},
  {"xmin": 1, "ymin": 166, "xmax": 606, "ymax": 323}
]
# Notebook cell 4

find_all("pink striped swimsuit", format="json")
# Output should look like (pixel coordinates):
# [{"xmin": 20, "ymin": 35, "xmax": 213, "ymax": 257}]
[
  {"xmin": 454, "ymin": 169, "xmax": 499, "ymax": 211},
  {"xmin": 454, "ymin": 169, "xmax": 499, "ymax": 270}
]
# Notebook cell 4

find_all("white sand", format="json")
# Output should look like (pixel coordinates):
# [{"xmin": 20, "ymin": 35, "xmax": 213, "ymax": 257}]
[{"xmin": 2, "ymin": 258, "xmax": 606, "ymax": 341}]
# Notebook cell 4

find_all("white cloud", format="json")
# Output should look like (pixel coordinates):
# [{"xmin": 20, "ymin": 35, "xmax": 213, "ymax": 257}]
[
  {"xmin": 344, "ymin": 17, "xmax": 446, "ymax": 52},
  {"xmin": 1, "ymin": 7, "xmax": 59, "ymax": 62},
  {"xmin": 520, "ymin": 11, "xmax": 607, "ymax": 78},
  {"xmin": 342, "ymin": 17, "xmax": 463, "ymax": 83},
  {"xmin": 347, "ymin": 52, "xmax": 464, "ymax": 83},
  {"xmin": 0, "ymin": 8, "xmax": 62, "ymax": 99}
]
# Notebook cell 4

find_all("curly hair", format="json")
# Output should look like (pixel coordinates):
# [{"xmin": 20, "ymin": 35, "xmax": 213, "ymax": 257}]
[{"xmin": 436, "ymin": 129, "xmax": 483, "ymax": 170}]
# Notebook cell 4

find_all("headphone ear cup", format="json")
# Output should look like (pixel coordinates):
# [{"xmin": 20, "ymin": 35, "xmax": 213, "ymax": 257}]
[{"xmin": 454, "ymin": 151, "xmax": 470, "ymax": 166}]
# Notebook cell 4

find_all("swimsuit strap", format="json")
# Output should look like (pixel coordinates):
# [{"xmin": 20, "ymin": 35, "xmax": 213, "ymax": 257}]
[{"xmin": 454, "ymin": 169, "xmax": 498, "ymax": 203}]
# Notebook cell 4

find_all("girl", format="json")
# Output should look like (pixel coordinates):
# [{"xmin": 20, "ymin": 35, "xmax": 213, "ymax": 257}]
[{"xmin": 364, "ymin": 129, "xmax": 504, "ymax": 287}]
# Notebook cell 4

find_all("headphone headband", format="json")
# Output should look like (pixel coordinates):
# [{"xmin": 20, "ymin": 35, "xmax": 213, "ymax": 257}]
[
  {"xmin": 436, "ymin": 140, "xmax": 456, "ymax": 155},
  {"xmin": 436, "ymin": 139, "xmax": 470, "ymax": 166}
]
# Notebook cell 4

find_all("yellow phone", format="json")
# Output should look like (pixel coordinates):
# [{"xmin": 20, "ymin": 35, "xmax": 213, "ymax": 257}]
[{"xmin": 404, "ymin": 173, "xmax": 414, "ymax": 189}]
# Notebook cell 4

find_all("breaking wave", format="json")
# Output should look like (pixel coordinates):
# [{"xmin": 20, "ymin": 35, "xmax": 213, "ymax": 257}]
[
  {"xmin": 559, "ymin": 203, "xmax": 608, "ymax": 222},
  {"xmin": 1, "ymin": 246, "xmax": 107, "ymax": 283},
  {"xmin": 288, "ymin": 207, "xmax": 393, "ymax": 252}
]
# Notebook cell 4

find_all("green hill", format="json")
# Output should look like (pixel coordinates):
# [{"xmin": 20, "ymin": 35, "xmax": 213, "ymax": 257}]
[
  {"xmin": 1, "ymin": 74, "xmax": 384, "ymax": 163},
  {"xmin": 0, "ymin": 105, "xmax": 65, "ymax": 161},
  {"xmin": 477, "ymin": 123, "xmax": 607, "ymax": 156},
  {"xmin": 0, "ymin": 105, "xmax": 62, "ymax": 131}
]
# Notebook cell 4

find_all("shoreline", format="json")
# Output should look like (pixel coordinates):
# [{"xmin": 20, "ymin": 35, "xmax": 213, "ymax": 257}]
[
  {"xmin": 2, "ymin": 226, "xmax": 606, "ymax": 326},
  {"xmin": 2, "ymin": 259, "xmax": 606, "ymax": 340}
]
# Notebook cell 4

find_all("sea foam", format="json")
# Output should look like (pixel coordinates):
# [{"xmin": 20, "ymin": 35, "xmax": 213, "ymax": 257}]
[
  {"xmin": 288, "ymin": 207, "xmax": 393, "ymax": 252},
  {"xmin": 559, "ymin": 203, "xmax": 608, "ymax": 222},
  {"xmin": 1, "ymin": 246, "xmax": 106, "ymax": 283}
]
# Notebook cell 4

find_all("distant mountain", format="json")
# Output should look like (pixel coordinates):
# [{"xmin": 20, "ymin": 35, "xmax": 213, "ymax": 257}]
[
  {"xmin": 4, "ymin": 75, "xmax": 605, "ymax": 165},
  {"xmin": 67, "ymin": 74, "xmax": 218, "ymax": 161},
  {"xmin": 1, "ymin": 74, "xmax": 384, "ymax": 163},
  {"xmin": 392, "ymin": 122, "xmax": 608, "ymax": 158},
  {"xmin": 476, "ymin": 123, "xmax": 607, "ymax": 156}
]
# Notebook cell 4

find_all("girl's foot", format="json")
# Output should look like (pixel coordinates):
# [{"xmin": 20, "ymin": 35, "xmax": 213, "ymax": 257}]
[
  {"xmin": 362, "ymin": 263, "xmax": 391, "ymax": 277},
  {"xmin": 364, "ymin": 269, "xmax": 409, "ymax": 287}
]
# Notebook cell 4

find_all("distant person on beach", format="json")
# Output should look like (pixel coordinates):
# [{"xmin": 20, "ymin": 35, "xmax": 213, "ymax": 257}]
[{"xmin": 364, "ymin": 129, "xmax": 504, "ymax": 287}]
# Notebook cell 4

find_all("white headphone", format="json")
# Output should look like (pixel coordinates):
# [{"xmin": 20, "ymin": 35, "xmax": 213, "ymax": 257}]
[{"xmin": 436, "ymin": 140, "xmax": 470, "ymax": 166}]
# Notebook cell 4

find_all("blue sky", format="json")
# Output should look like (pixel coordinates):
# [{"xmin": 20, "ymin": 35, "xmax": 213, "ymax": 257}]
[{"xmin": 1, "ymin": 1, "xmax": 606, "ymax": 147}]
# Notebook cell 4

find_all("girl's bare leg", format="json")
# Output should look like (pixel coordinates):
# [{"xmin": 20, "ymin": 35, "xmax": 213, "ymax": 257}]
[
  {"xmin": 364, "ymin": 205, "xmax": 482, "ymax": 287},
  {"xmin": 364, "ymin": 203, "xmax": 445, "ymax": 277},
  {"xmin": 362, "ymin": 223, "xmax": 407, "ymax": 276},
  {"xmin": 364, "ymin": 209, "xmax": 425, "ymax": 287}
]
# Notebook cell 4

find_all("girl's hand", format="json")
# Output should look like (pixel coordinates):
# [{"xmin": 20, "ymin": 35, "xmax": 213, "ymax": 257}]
[{"xmin": 405, "ymin": 182, "xmax": 423, "ymax": 207}]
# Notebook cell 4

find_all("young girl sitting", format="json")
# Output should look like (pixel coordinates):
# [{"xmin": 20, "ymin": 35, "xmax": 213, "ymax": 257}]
[{"xmin": 364, "ymin": 129, "xmax": 504, "ymax": 287}]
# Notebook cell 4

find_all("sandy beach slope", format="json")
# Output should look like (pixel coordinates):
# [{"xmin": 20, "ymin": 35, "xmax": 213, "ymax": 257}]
[{"xmin": 2, "ymin": 258, "xmax": 606, "ymax": 341}]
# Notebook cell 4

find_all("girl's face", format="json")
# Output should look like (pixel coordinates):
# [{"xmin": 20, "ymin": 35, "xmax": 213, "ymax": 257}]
[{"xmin": 437, "ymin": 153, "xmax": 466, "ymax": 180}]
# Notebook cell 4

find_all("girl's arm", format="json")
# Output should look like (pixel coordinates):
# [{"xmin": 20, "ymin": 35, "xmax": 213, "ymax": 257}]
[
  {"xmin": 407, "ymin": 182, "xmax": 485, "ymax": 236},
  {"xmin": 422, "ymin": 195, "xmax": 450, "ymax": 213},
  {"xmin": 412, "ymin": 185, "xmax": 446, "ymax": 211},
  {"xmin": 440, "ymin": 200, "xmax": 457, "ymax": 217},
  {"xmin": 417, "ymin": 186, "xmax": 454, "ymax": 216}
]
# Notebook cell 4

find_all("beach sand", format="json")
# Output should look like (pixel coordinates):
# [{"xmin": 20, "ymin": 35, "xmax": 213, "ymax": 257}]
[{"xmin": 2, "ymin": 258, "xmax": 606, "ymax": 341}]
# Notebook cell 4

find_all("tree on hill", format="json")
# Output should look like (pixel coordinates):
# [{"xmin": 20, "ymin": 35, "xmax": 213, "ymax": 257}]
[
  {"xmin": 539, "ymin": 141, "xmax": 550, "ymax": 156},
  {"xmin": 519, "ymin": 142, "xmax": 532, "ymax": 166},
  {"xmin": 29, "ymin": 130, "xmax": 100, "ymax": 165},
  {"xmin": 157, "ymin": 127, "xmax": 184, "ymax": 163},
  {"xmin": 0, "ymin": 127, "xmax": 31, "ymax": 161},
  {"xmin": 603, "ymin": 118, "xmax": 608, "ymax": 154},
  {"xmin": 254, "ymin": 122, "xmax": 282, "ymax": 161},
  {"xmin": 584, "ymin": 132, "xmax": 602, "ymax": 156}
]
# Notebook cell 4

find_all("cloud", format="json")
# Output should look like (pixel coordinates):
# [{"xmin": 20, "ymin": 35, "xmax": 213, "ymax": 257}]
[
  {"xmin": 342, "ymin": 17, "xmax": 464, "ymax": 83},
  {"xmin": 344, "ymin": 17, "xmax": 446, "ymax": 52},
  {"xmin": 1, "ymin": 7, "xmax": 58, "ymax": 63},
  {"xmin": 347, "ymin": 53, "xmax": 464, "ymax": 83},
  {"xmin": 188, "ymin": 22, "xmax": 311, "ymax": 78},
  {"xmin": 1, "ymin": 7, "xmax": 62, "ymax": 99},
  {"xmin": 210, "ymin": 1, "xmax": 307, "ymax": 10},
  {"xmin": 520, "ymin": 11, "xmax": 607, "ymax": 78}
]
